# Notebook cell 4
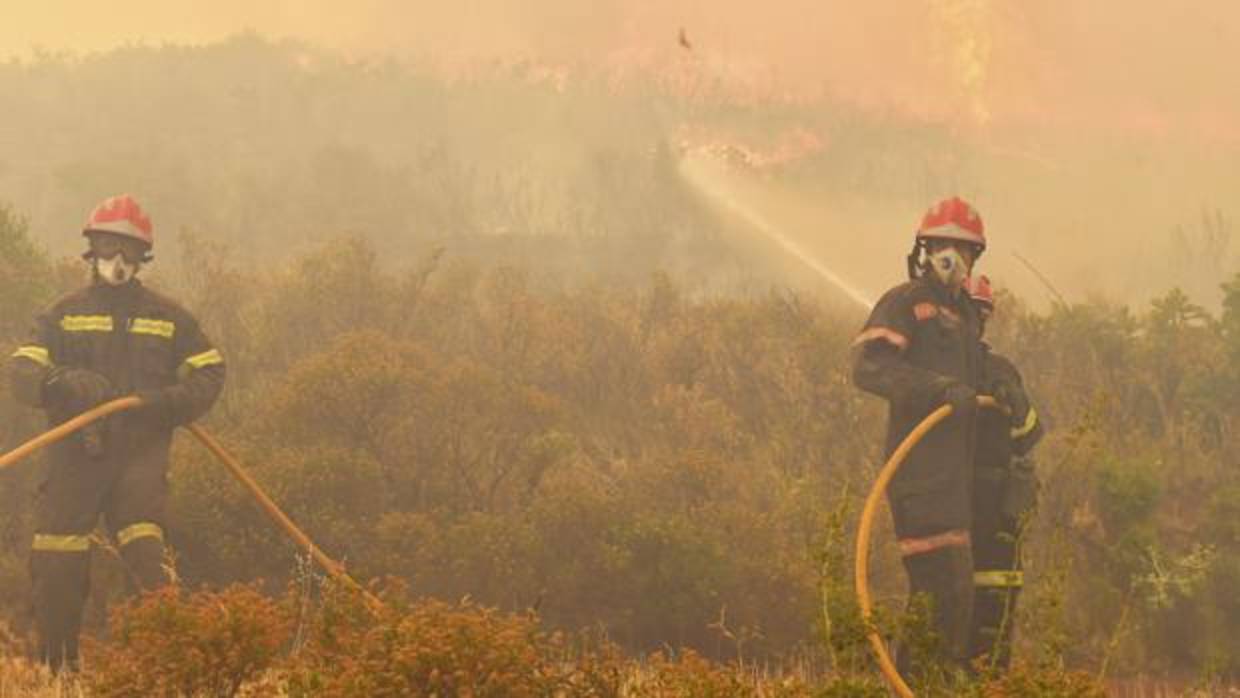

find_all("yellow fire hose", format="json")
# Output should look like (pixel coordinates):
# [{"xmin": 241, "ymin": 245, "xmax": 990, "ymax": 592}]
[
  {"xmin": 2, "ymin": 391, "xmax": 1003, "ymax": 660},
  {"xmin": 0, "ymin": 397, "xmax": 383, "ymax": 612},
  {"xmin": 854, "ymin": 396, "xmax": 999, "ymax": 698}
]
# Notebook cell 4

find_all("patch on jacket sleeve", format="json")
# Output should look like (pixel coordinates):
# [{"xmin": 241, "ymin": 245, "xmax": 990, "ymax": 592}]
[{"xmin": 913, "ymin": 302, "xmax": 938, "ymax": 321}]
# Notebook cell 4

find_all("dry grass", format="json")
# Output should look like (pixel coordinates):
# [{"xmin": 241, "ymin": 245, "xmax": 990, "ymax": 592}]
[
  {"xmin": 0, "ymin": 657, "xmax": 85, "ymax": 698},
  {"xmin": 1106, "ymin": 678, "xmax": 1240, "ymax": 698},
  {"xmin": 4, "ymin": 653, "xmax": 1240, "ymax": 698}
]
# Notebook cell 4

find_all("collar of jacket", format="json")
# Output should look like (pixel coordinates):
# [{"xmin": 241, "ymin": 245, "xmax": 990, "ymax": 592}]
[
  {"xmin": 916, "ymin": 275, "xmax": 969, "ymax": 309},
  {"xmin": 89, "ymin": 277, "xmax": 144, "ymax": 308}
]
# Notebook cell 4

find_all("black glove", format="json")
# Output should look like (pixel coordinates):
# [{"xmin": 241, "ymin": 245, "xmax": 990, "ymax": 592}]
[
  {"xmin": 939, "ymin": 380, "xmax": 978, "ymax": 418},
  {"xmin": 81, "ymin": 423, "xmax": 105, "ymax": 459},
  {"xmin": 44, "ymin": 367, "xmax": 114, "ymax": 411},
  {"xmin": 990, "ymin": 378, "xmax": 1030, "ymax": 420},
  {"xmin": 989, "ymin": 378, "xmax": 1015, "ymax": 412},
  {"xmin": 135, "ymin": 388, "xmax": 177, "ymax": 426},
  {"xmin": 136, "ymin": 388, "xmax": 170, "ymax": 410}
]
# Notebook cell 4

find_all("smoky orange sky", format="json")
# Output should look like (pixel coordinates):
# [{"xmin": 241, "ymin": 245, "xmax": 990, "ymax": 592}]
[
  {"xmin": 6, "ymin": 1, "xmax": 1238, "ymax": 139},
  {"xmin": 5, "ymin": 2, "xmax": 1239, "ymax": 308}
]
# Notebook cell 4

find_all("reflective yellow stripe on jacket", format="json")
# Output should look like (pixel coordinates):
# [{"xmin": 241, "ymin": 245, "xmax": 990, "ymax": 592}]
[
  {"xmin": 58, "ymin": 313, "xmax": 112, "ymax": 332},
  {"xmin": 61, "ymin": 315, "xmax": 178, "ymax": 337},
  {"xmin": 1011, "ymin": 408, "xmax": 1039, "ymax": 439},
  {"xmin": 974, "ymin": 570, "xmax": 1024, "ymax": 588},
  {"xmin": 117, "ymin": 522, "xmax": 164, "ymax": 547},
  {"xmin": 12, "ymin": 345, "xmax": 52, "ymax": 367},
  {"xmin": 184, "ymin": 348, "xmax": 224, "ymax": 369},
  {"xmin": 130, "ymin": 318, "xmax": 176, "ymax": 339},
  {"xmin": 60, "ymin": 315, "xmax": 113, "ymax": 332},
  {"xmin": 32, "ymin": 533, "xmax": 91, "ymax": 553}
]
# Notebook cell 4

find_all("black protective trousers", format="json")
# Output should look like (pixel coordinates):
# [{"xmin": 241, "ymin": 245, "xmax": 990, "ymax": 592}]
[
  {"xmin": 898, "ymin": 543, "xmax": 975, "ymax": 678},
  {"xmin": 30, "ymin": 433, "xmax": 170, "ymax": 671},
  {"xmin": 969, "ymin": 470, "xmax": 1023, "ymax": 668}
]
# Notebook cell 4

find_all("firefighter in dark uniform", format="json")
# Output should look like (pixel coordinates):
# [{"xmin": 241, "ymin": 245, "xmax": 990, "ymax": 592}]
[
  {"xmin": 964, "ymin": 275, "xmax": 1043, "ymax": 669},
  {"xmin": 852, "ymin": 196, "xmax": 987, "ymax": 672},
  {"xmin": 9, "ymin": 195, "xmax": 225, "ymax": 671}
]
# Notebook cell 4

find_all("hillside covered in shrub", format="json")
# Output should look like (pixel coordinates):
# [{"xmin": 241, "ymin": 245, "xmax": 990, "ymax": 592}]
[{"xmin": 0, "ymin": 203, "xmax": 1236, "ymax": 692}]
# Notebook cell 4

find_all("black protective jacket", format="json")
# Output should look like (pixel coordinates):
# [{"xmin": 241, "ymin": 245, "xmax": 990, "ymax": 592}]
[
  {"xmin": 974, "ymin": 346, "xmax": 1043, "ymax": 526},
  {"xmin": 852, "ymin": 276, "xmax": 984, "ymax": 538},
  {"xmin": 10, "ymin": 280, "xmax": 225, "ymax": 462},
  {"xmin": 976, "ymin": 348, "xmax": 1042, "ymax": 469}
]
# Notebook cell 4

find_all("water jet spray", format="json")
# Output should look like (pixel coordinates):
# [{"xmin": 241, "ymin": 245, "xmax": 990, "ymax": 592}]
[{"xmin": 679, "ymin": 151, "xmax": 875, "ymax": 310}]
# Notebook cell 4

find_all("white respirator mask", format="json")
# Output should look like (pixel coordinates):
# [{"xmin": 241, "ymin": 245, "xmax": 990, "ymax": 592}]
[
  {"xmin": 928, "ymin": 246, "xmax": 969, "ymax": 289},
  {"xmin": 95, "ymin": 254, "xmax": 138, "ymax": 286}
]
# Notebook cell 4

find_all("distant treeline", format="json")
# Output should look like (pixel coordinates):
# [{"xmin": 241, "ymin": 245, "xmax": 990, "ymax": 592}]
[
  {"xmin": 3, "ymin": 35, "xmax": 1236, "ymax": 306},
  {"xmin": 0, "ymin": 35, "xmax": 778, "ymax": 278}
]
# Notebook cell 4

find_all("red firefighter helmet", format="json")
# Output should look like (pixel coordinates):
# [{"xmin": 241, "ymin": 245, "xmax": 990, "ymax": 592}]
[
  {"xmin": 916, "ymin": 196, "xmax": 985, "ymax": 251},
  {"xmin": 966, "ymin": 274, "xmax": 995, "ymax": 309},
  {"xmin": 82, "ymin": 195, "xmax": 154, "ymax": 249}
]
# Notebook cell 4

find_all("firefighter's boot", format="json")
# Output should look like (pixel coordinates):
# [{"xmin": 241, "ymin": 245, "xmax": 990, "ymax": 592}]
[{"xmin": 30, "ymin": 542, "xmax": 91, "ymax": 673}]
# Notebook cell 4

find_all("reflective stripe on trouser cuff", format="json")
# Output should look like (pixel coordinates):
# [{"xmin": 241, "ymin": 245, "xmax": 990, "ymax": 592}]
[
  {"xmin": 117, "ymin": 522, "xmax": 164, "ymax": 547},
  {"xmin": 32, "ymin": 533, "xmax": 92, "ymax": 553},
  {"xmin": 898, "ymin": 529, "xmax": 971, "ymax": 556},
  {"xmin": 12, "ymin": 345, "xmax": 52, "ymax": 366},
  {"xmin": 974, "ymin": 570, "xmax": 1024, "ymax": 588}
]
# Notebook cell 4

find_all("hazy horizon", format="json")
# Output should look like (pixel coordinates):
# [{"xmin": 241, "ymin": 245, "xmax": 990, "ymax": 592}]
[{"xmin": 3, "ymin": 2, "xmax": 1237, "ymax": 309}]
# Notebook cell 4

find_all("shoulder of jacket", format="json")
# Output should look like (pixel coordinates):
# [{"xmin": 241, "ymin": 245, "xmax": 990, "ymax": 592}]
[
  {"xmin": 46, "ymin": 286, "xmax": 94, "ymax": 314},
  {"xmin": 904, "ymin": 278, "xmax": 946, "ymax": 303},
  {"xmin": 139, "ymin": 286, "xmax": 195, "ymax": 320},
  {"xmin": 875, "ymin": 280, "xmax": 930, "ymax": 308},
  {"xmin": 985, "ymin": 351, "xmax": 1022, "ymax": 379}
]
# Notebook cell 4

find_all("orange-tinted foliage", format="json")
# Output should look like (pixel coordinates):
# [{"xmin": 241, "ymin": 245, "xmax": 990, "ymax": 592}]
[{"xmin": 85, "ymin": 585, "xmax": 291, "ymax": 698}]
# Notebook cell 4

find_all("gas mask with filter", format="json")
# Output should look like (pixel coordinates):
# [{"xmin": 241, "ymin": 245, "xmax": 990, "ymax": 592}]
[
  {"xmin": 86, "ymin": 232, "xmax": 149, "ymax": 286},
  {"xmin": 928, "ymin": 245, "xmax": 970, "ymax": 288}
]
